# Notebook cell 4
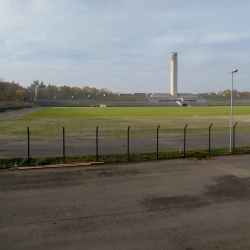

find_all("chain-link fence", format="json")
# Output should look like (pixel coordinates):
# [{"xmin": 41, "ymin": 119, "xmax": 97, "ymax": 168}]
[{"xmin": 0, "ymin": 123, "xmax": 249, "ymax": 161}]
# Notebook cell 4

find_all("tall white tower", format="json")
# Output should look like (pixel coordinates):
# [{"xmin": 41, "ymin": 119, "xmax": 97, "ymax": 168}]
[{"xmin": 170, "ymin": 52, "xmax": 177, "ymax": 97}]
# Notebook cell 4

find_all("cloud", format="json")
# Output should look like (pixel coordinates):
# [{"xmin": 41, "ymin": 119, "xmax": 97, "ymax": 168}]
[
  {"xmin": 198, "ymin": 32, "xmax": 250, "ymax": 44},
  {"xmin": 0, "ymin": 0, "xmax": 250, "ymax": 93}
]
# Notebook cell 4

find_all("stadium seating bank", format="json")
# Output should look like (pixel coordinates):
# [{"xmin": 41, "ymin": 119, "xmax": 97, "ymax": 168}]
[
  {"xmin": 28, "ymin": 94, "xmax": 153, "ymax": 107},
  {"xmin": 147, "ymin": 93, "xmax": 211, "ymax": 107},
  {"xmin": 26, "ymin": 93, "xmax": 211, "ymax": 107},
  {"xmin": 200, "ymin": 94, "xmax": 250, "ymax": 106}
]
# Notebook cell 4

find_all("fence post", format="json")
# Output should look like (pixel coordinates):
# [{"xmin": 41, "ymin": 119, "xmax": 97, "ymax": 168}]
[
  {"xmin": 127, "ymin": 126, "xmax": 130, "ymax": 161},
  {"xmin": 157, "ymin": 125, "xmax": 160, "ymax": 159},
  {"xmin": 27, "ymin": 127, "xmax": 30, "ymax": 165},
  {"xmin": 209, "ymin": 123, "xmax": 213, "ymax": 156},
  {"xmin": 233, "ymin": 122, "xmax": 237, "ymax": 153},
  {"xmin": 96, "ymin": 126, "xmax": 98, "ymax": 162},
  {"xmin": 184, "ymin": 124, "xmax": 188, "ymax": 157},
  {"xmin": 63, "ymin": 127, "xmax": 65, "ymax": 163}
]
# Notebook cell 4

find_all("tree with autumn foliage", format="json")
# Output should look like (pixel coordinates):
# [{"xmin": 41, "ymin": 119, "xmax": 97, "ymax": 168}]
[
  {"xmin": 82, "ymin": 86, "xmax": 91, "ymax": 96},
  {"xmin": 241, "ymin": 91, "xmax": 250, "ymax": 96},
  {"xmin": 0, "ymin": 80, "xmax": 114, "ymax": 100},
  {"xmin": 0, "ymin": 81, "xmax": 26, "ymax": 100},
  {"xmin": 223, "ymin": 89, "xmax": 238, "ymax": 96},
  {"xmin": 15, "ymin": 90, "xmax": 25, "ymax": 101},
  {"xmin": 71, "ymin": 87, "xmax": 83, "ymax": 96}
]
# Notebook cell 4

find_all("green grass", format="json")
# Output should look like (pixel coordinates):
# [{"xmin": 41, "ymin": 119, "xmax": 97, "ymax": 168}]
[
  {"xmin": 20, "ymin": 106, "xmax": 250, "ymax": 119},
  {"xmin": 1, "ymin": 106, "xmax": 250, "ymax": 139},
  {"xmin": 1, "ymin": 146, "xmax": 250, "ymax": 168}
]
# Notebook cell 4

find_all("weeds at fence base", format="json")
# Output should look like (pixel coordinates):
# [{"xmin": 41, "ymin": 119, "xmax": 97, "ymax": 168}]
[
  {"xmin": 0, "ymin": 146, "xmax": 250, "ymax": 169},
  {"xmin": 36, "ymin": 157, "xmax": 52, "ymax": 165}
]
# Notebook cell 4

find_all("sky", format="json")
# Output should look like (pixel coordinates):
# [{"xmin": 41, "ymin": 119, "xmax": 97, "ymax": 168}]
[{"xmin": 0, "ymin": 0, "xmax": 249, "ymax": 94}]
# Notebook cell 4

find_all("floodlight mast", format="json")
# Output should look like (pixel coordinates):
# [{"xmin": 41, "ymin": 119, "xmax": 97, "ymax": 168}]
[
  {"xmin": 230, "ymin": 69, "xmax": 238, "ymax": 151},
  {"xmin": 34, "ymin": 83, "xmax": 38, "ymax": 101}
]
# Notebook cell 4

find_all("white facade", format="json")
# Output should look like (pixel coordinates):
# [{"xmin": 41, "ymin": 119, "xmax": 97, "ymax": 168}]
[{"xmin": 170, "ymin": 52, "xmax": 177, "ymax": 97}]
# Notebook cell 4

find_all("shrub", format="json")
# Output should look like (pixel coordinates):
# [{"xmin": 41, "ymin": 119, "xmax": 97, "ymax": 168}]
[
  {"xmin": 20, "ymin": 158, "xmax": 35, "ymax": 166},
  {"xmin": 36, "ymin": 157, "xmax": 51, "ymax": 165},
  {"xmin": 6, "ymin": 158, "xmax": 22, "ymax": 165}
]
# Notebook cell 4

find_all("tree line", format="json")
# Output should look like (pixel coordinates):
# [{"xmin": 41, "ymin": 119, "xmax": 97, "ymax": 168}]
[
  {"xmin": 1, "ymin": 80, "xmax": 249, "ymax": 101},
  {"xmin": 204, "ymin": 89, "xmax": 250, "ymax": 96},
  {"xmin": 0, "ymin": 80, "xmax": 114, "ymax": 101}
]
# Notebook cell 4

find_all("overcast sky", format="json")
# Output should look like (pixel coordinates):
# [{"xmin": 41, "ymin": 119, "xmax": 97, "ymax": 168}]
[{"xmin": 0, "ymin": 0, "xmax": 249, "ymax": 93}]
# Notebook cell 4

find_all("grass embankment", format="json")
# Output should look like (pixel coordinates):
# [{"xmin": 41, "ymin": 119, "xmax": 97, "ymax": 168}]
[
  {"xmin": 0, "ymin": 100, "xmax": 33, "ymax": 108},
  {"xmin": 0, "ymin": 100, "xmax": 34, "ymax": 112},
  {"xmin": 1, "ymin": 147, "xmax": 250, "ymax": 169}
]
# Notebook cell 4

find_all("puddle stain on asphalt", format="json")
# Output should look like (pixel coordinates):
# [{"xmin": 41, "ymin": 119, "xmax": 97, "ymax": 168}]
[
  {"xmin": 97, "ymin": 169, "xmax": 140, "ymax": 177},
  {"xmin": 141, "ymin": 175, "xmax": 250, "ymax": 209}
]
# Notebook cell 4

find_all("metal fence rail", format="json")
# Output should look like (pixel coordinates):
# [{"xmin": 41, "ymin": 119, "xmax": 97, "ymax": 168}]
[{"xmin": 0, "ymin": 124, "xmax": 249, "ymax": 161}]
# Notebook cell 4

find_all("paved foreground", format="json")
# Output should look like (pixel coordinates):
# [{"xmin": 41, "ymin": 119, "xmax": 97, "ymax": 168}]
[{"xmin": 1, "ymin": 155, "xmax": 250, "ymax": 249}]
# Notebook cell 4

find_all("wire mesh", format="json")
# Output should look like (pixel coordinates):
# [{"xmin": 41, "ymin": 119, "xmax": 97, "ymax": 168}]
[
  {"xmin": 29, "ymin": 131, "xmax": 62, "ymax": 158},
  {"xmin": 0, "ymin": 126, "xmax": 249, "ymax": 159},
  {"xmin": 98, "ymin": 130, "xmax": 127, "ymax": 156}
]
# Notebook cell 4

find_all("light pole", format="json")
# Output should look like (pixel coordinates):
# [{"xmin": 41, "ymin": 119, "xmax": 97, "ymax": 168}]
[
  {"xmin": 230, "ymin": 69, "xmax": 238, "ymax": 151},
  {"xmin": 35, "ymin": 85, "xmax": 37, "ymax": 100}
]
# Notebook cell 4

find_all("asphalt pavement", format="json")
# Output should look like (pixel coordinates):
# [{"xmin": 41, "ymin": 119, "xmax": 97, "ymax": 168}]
[
  {"xmin": 0, "ymin": 107, "xmax": 45, "ymax": 123},
  {"xmin": 0, "ymin": 134, "xmax": 250, "ymax": 158},
  {"xmin": 1, "ymin": 154, "xmax": 250, "ymax": 249}
]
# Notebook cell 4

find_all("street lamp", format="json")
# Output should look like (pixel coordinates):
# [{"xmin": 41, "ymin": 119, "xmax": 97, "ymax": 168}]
[
  {"xmin": 35, "ymin": 85, "xmax": 37, "ymax": 100},
  {"xmin": 230, "ymin": 69, "xmax": 238, "ymax": 151}
]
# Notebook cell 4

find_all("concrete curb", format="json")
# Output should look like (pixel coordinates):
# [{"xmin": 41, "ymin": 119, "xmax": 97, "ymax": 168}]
[{"xmin": 10, "ymin": 162, "xmax": 104, "ymax": 170}]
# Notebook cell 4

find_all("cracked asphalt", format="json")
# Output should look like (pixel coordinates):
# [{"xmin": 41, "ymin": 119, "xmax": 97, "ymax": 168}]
[{"xmin": 1, "ymin": 155, "xmax": 250, "ymax": 249}]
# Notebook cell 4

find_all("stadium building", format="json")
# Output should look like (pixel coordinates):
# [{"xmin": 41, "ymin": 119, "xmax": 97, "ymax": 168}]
[
  {"xmin": 147, "ymin": 52, "xmax": 210, "ymax": 107},
  {"xmin": 32, "ymin": 52, "xmax": 210, "ymax": 107}
]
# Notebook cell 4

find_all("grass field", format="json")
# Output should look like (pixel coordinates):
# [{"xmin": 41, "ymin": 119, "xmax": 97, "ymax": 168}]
[
  {"xmin": 1, "ymin": 106, "xmax": 250, "ymax": 139},
  {"xmin": 18, "ymin": 106, "xmax": 250, "ymax": 118}
]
